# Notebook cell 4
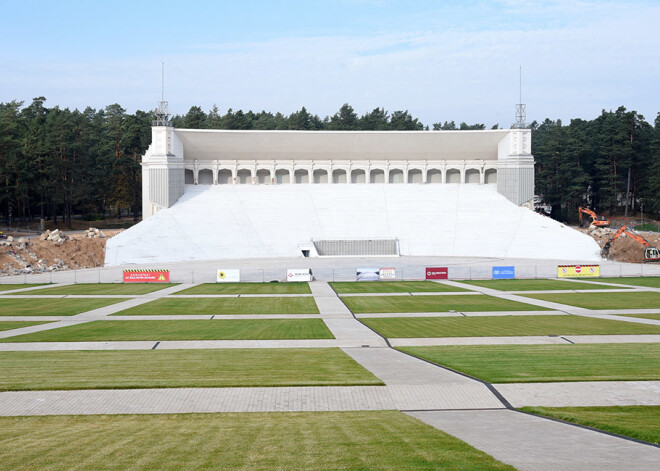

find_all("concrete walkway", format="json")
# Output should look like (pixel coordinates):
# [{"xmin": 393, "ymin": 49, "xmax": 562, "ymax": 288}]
[
  {"xmin": 408, "ymin": 409, "xmax": 660, "ymax": 471},
  {"xmin": 496, "ymin": 381, "xmax": 660, "ymax": 407},
  {"xmin": 389, "ymin": 334, "xmax": 660, "ymax": 346}
]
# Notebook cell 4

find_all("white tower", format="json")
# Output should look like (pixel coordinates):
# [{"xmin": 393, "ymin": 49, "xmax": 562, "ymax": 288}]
[{"xmin": 141, "ymin": 64, "xmax": 185, "ymax": 219}]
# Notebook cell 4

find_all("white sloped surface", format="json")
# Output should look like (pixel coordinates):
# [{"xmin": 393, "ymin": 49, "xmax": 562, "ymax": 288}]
[{"xmin": 105, "ymin": 184, "xmax": 601, "ymax": 265}]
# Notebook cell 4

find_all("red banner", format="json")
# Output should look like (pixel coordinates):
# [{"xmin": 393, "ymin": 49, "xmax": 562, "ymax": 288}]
[
  {"xmin": 123, "ymin": 270, "xmax": 169, "ymax": 283},
  {"xmin": 426, "ymin": 267, "xmax": 448, "ymax": 280}
]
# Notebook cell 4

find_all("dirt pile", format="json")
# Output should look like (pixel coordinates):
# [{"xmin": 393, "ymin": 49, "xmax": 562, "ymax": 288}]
[
  {"xmin": 0, "ymin": 229, "xmax": 122, "ymax": 276},
  {"xmin": 579, "ymin": 226, "xmax": 660, "ymax": 263}
]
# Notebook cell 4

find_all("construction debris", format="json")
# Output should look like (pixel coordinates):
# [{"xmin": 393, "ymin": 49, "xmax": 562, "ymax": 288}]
[
  {"xmin": 0, "ymin": 229, "xmax": 122, "ymax": 276},
  {"xmin": 84, "ymin": 227, "xmax": 106, "ymax": 239},
  {"xmin": 581, "ymin": 226, "xmax": 660, "ymax": 263}
]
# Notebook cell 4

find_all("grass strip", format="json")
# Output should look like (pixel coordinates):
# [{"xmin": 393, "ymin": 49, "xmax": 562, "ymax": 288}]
[
  {"xmin": 0, "ymin": 298, "xmax": 130, "ymax": 317},
  {"xmin": 0, "ymin": 348, "xmax": 381, "ymax": 390},
  {"xmin": 397, "ymin": 343, "xmax": 660, "ymax": 382},
  {"xmin": 521, "ymin": 291, "xmax": 660, "ymax": 309},
  {"xmin": 0, "ymin": 284, "xmax": 47, "ymax": 292},
  {"xmin": 114, "ymin": 297, "xmax": 319, "ymax": 315},
  {"xmin": 176, "ymin": 282, "xmax": 311, "ymax": 295},
  {"xmin": 330, "ymin": 281, "xmax": 468, "ymax": 293},
  {"xmin": 0, "ymin": 411, "xmax": 514, "ymax": 470},
  {"xmin": 0, "ymin": 319, "xmax": 334, "ymax": 342},
  {"xmin": 520, "ymin": 406, "xmax": 660, "ymax": 445},
  {"xmin": 18, "ymin": 283, "xmax": 178, "ymax": 295},
  {"xmin": 585, "ymin": 276, "xmax": 660, "ymax": 288},
  {"xmin": 343, "ymin": 294, "xmax": 546, "ymax": 313},
  {"xmin": 458, "ymin": 279, "xmax": 625, "ymax": 291},
  {"xmin": 0, "ymin": 321, "xmax": 50, "ymax": 332},
  {"xmin": 362, "ymin": 315, "xmax": 660, "ymax": 338}
]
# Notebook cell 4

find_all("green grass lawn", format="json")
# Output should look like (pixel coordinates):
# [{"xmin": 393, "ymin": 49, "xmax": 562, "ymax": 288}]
[
  {"xmin": 0, "ymin": 284, "xmax": 47, "ymax": 292},
  {"xmin": 520, "ymin": 406, "xmax": 660, "ymax": 445},
  {"xmin": 0, "ymin": 348, "xmax": 381, "ymax": 390},
  {"xmin": 330, "ymin": 281, "xmax": 468, "ymax": 294},
  {"xmin": 0, "ymin": 298, "xmax": 130, "ymax": 317},
  {"xmin": 0, "ymin": 411, "xmax": 514, "ymax": 471},
  {"xmin": 343, "ymin": 294, "xmax": 547, "ymax": 313},
  {"xmin": 584, "ymin": 276, "xmax": 660, "ymax": 288},
  {"xmin": 362, "ymin": 315, "xmax": 660, "ymax": 338},
  {"xmin": 114, "ymin": 297, "xmax": 319, "ymax": 315},
  {"xmin": 398, "ymin": 343, "xmax": 660, "ymax": 382},
  {"xmin": 176, "ymin": 282, "xmax": 311, "ymax": 295},
  {"xmin": 521, "ymin": 291, "xmax": 660, "ymax": 309},
  {"xmin": 0, "ymin": 321, "xmax": 50, "ymax": 332},
  {"xmin": 18, "ymin": 283, "xmax": 178, "ymax": 295},
  {"xmin": 0, "ymin": 319, "xmax": 334, "ymax": 342},
  {"xmin": 458, "ymin": 279, "xmax": 624, "ymax": 291}
]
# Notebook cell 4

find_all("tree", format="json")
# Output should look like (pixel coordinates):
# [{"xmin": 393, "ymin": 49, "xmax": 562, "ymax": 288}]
[
  {"xmin": 359, "ymin": 108, "xmax": 389, "ymax": 130},
  {"xmin": 328, "ymin": 104, "xmax": 359, "ymax": 130},
  {"xmin": 182, "ymin": 106, "xmax": 207, "ymax": 129},
  {"xmin": 389, "ymin": 110, "xmax": 423, "ymax": 130}
]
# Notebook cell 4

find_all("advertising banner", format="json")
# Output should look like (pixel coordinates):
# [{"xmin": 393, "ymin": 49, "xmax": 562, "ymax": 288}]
[
  {"xmin": 123, "ymin": 269, "xmax": 169, "ymax": 283},
  {"xmin": 379, "ymin": 267, "xmax": 396, "ymax": 280},
  {"xmin": 216, "ymin": 269, "xmax": 240, "ymax": 283},
  {"xmin": 426, "ymin": 267, "xmax": 448, "ymax": 280},
  {"xmin": 287, "ymin": 268, "xmax": 312, "ymax": 282},
  {"xmin": 356, "ymin": 268, "xmax": 380, "ymax": 281},
  {"xmin": 557, "ymin": 265, "xmax": 600, "ymax": 278},
  {"xmin": 492, "ymin": 266, "xmax": 515, "ymax": 279}
]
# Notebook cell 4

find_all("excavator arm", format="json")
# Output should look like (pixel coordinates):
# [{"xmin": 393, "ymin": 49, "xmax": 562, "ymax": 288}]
[{"xmin": 601, "ymin": 225, "xmax": 660, "ymax": 262}]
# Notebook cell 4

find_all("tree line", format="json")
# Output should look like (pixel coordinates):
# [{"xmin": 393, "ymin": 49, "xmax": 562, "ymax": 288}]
[
  {"xmin": 532, "ymin": 106, "xmax": 660, "ymax": 223},
  {"xmin": 1, "ymin": 98, "xmax": 658, "ymax": 228}
]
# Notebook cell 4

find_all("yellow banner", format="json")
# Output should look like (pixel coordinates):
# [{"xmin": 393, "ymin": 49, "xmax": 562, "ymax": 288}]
[{"xmin": 557, "ymin": 265, "xmax": 600, "ymax": 278}]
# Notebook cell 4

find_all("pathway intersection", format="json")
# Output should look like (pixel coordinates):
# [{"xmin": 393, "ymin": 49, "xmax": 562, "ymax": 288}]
[{"xmin": 0, "ymin": 279, "xmax": 659, "ymax": 470}]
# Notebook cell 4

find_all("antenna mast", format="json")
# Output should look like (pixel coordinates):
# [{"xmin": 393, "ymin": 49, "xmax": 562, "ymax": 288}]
[
  {"xmin": 154, "ymin": 62, "xmax": 170, "ymax": 126},
  {"xmin": 512, "ymin": 66, "xmax": 527, "ymax": 129}
]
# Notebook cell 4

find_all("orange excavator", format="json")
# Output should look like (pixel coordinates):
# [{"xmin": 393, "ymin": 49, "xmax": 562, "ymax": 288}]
[
  {"xmin": 601, "ymin": 225, "xmax": 660, "ymax": 262},
  {"xmin": 578, "ymin": 207, "xmax": 610, "ymax": 227}
]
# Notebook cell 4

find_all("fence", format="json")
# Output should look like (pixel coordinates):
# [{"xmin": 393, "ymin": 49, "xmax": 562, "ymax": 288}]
[{"xmin": 2, "ymin": 262, "xmax": 660, "ymax": 285}]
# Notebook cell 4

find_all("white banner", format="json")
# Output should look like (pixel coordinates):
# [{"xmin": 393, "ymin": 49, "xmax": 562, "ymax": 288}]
[
  {"xmin": 287, "ymin": 268, "xmax": 312, "ymax": 282},
  {"xmin": 379, "ymin": 267, "xmax": 396, "ymax": 279},
  {"xmin": 357, "ymin": 268, "xmax": 380, "ymax": 281},
  {"xmin": 217, "ymin": 269, "xmax": 240, "ymax": 282}
]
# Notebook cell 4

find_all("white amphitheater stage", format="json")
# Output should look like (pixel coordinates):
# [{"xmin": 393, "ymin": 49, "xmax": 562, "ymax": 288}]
[{"xmin": 105, "ymin": 184, "xmax": 601, "ymax": 266}]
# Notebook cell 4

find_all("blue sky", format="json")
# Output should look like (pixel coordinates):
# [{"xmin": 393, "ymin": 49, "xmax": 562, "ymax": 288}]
[{"xmin": 1, "ymin": 0, "xmax": 659, "ymax": 126}]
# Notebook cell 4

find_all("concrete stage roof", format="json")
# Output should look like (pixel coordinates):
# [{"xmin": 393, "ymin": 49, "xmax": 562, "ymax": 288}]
[{"xmin": 174, "ymin": 129, "xmax": 509, "ymax": 162}]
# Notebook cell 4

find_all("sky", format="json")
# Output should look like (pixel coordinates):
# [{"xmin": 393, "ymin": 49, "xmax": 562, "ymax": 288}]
[{"xmin": 1, "ymin": 0, "xmax": 659, "ymax": 127}]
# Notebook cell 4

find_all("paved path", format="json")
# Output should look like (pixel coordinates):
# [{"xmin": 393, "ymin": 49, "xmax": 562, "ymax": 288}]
[
  {"xmin": 408, "ymin": 410, "xmax": 660, "ymax": 471},
  {"xmin": 389, "ymin": 334, "xmax": 660, "ymax": 346},
  {"xmin": 496, "ymin": 381, "xmax": 660, "ymax": 407}
]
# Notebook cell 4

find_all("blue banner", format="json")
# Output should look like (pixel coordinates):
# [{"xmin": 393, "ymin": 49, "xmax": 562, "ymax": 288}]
[{"xmin": 492, "ymin": 266, "xmax": 515, "ymax": 279}]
